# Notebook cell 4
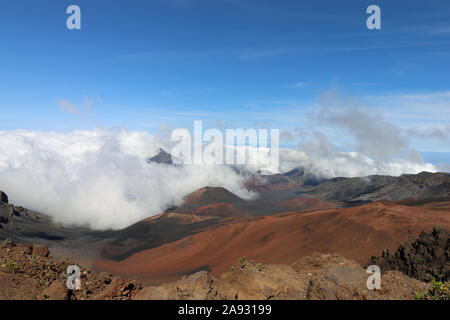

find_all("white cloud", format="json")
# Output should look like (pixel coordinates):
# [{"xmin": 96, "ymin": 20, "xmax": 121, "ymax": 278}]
[
  {"xmin": 0, "ymin": 126, "xmax": 439, "ymax": 230},
  {"xmin": 273, "ymin": 130, "xmax": 436, "ymax": 178},
  {"xmin": 316, "ymin": 101, "xmax": 408, "ymax": 160},
  {"xmin": 367, "ymin": 91, "xmax": 450, "ymax": 125},
  {"xmin": 365, "ymin": 90, "xmax": 450, "ymax": 152},
  {"xmin": 0, "ymin": 129, "xmax": 254, "ymax": 230}
]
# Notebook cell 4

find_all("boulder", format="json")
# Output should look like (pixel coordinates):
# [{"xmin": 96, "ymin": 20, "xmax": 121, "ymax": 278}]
[
  {"xmin": 32, "ymin": 245, "xmax": 50, "ymax": 257},
  {"xmin": 17, "ymin": 243, "xmax": 33, "ymax": 255},
  {"xmin": 0, "ymin": 238, "xmax": 15, "ymax": 249},
  {"xmin": 0, "ymin": 191, "xmax": 8, "ymax": 204},
  {"xmin": 40, "ymin": 281, "xmax": 71, "ymax": 300}
]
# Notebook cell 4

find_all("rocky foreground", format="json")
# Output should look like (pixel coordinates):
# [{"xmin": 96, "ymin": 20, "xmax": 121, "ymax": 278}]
[
  {"xmin": 1, "ymin": 188, "xmax": 448, "ymax": 300},
  {"xmin": 0, "ymin": 239, "xmax": 142, "ymax": 300},
  {"xmin": 0, "ymin": 238, "xmax": 433, "ymax": 300},
  {"xmin": 135, "ymin": 253, "xmax": 430, "ymax": 300}
]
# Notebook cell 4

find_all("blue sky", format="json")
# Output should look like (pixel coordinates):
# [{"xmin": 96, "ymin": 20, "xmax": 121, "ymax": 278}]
[{"xmin": 0, "ymin": 0, "xmax": 449, "ymax": 164}]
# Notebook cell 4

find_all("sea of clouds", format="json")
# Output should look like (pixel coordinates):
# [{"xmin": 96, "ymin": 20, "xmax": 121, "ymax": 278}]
[{"xmin": 0, "ymin": 127, "xmax": 438, "ymax": 230}]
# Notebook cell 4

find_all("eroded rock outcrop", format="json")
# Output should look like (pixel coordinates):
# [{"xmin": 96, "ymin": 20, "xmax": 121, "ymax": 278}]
[
  {"xmin": 0, "ymin": 190, "xmax": 43, "ymax": 232},
  {"xmin": 0, "ymin": 191, "xmax": 8, "ymax": 204},
  {"xmin": 366, "ymin": 226, "xmax": 449, "ymax": 282}
]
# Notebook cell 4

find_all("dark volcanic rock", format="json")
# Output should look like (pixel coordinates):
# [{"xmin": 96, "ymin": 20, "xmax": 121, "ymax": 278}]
[
  {"xmin": 366, "ymin": 226, "xmax": 450, "ymax": 282},
  {"xmin": 0, "ymin": 191, "xmax": 8, "ymax": 204},
  {"xmin": 0, "ymin": 204, "xmax": 21, "ymax": 226},
  {"xmin": 0, "ymin": 215, "xmax": 8, "ymax": 224},
  {"xmin": 0, "ymin": 204, "xmax": 10, "ymax": 225},
  {"xmin": 0, "ymin": 191, "xmax": 15, "ymax": 226},
  {"xmin": 147, "ymin": 148, "xmax": 174, "ymax": 165}
]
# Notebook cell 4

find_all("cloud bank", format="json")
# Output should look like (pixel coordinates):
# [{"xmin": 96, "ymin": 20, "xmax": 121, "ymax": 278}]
[
  {"xmin": 0, "ymin": 129, "xmax": 254, "ymax": 230},
  {"xmin": 0, "ymin": 127, "xmax": 438, "ymax": 230}
]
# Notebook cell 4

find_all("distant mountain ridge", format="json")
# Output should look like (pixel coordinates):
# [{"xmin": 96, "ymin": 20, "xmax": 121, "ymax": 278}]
[
  {"xmin": 282, "ymin": 167, "xmax": 325, "ymax": 186},
  {"xmin": 298, "ymin": 171, "xmax": 450, "ymax": 203}
]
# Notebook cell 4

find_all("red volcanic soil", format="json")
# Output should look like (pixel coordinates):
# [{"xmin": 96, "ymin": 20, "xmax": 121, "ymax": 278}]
[
  {"xmin": 94, "ymin": 201, "xmax": 450, "ymax": 285},
  {"xmin": 195, "ymin": 203, "xmax": 248, "ymax": 218},
  {"xmin": 396, "ymin": 198, "xmax": 450, "ymax": 211},
  {"xmin": 277, "ymin": 197, "xmax": 336, "ymax": 211},
  {"xmin": 180, "ymin": 187, "xmax": 244, "ymax": 211}
]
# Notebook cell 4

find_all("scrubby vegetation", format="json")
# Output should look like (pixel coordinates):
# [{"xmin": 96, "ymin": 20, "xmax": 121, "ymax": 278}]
[
  {"xmin": 6, "ymin": 261, "xmax": 19, "ymax": 274},
  {"xmin": 415, "ymin": 278, "xmax": 450, "ymax": 300}
]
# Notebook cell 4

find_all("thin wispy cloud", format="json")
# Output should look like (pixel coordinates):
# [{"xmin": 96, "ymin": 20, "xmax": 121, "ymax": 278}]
[
  {"xmin": 392, "ymin": 62, "xmax": 423, "ymax": 78},
  {"xmin": 116, "ymin": 40, "xmax": 448, "ymax": 64},
  {"xmin": 59, "ymin": 97, "xmax": 95, "ymax": 116},
  {"xmin": 237, "ymin": 48, "xmax": 294, "ymax": 60},
  {"xmin": 407, "ymin": 124, "xmax": 450, "ymax": 142},
  {"xmin": 280, "ymin": 130, "xmax": 295, "ymax": 142},
  {"xmin": 223, "ymin": 0, "xmax": 358, "ymax": 23},
  {"xmin": 292, "ymin": 81, "xmax": 313, "ymax": 88},
  {"xmin": 84, "ymin": 96, "xmax": 94, "ymax": 113},
  {"xmin": 368, "ymin": 91, "xmax": 450, "ymax": 125},
  {"xmin": 59, "ymin": 99, "xmax": 79, "ymax": 115},
  {"xmin": 427, "ymin": 26, "xmax": 450, "ymax": 35}
]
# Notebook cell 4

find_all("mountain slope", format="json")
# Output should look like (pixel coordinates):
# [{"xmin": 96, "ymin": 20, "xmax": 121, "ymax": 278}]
[
  {"xmin": 176, "ymin": 187, "xmax": 245, "ymax": 212},
  {"xmin": 94, "ymin": 200, "xmax": 450, "ymax": 284},
  {"xmin": 303, "ymin": 171, "xmax": 450, "ymax": 203}
]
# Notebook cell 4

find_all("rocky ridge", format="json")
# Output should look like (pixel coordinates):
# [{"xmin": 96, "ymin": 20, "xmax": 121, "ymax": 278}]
[{"xmin": 366, "ymin": 226, "xmax": 449, "ymax": 282}]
